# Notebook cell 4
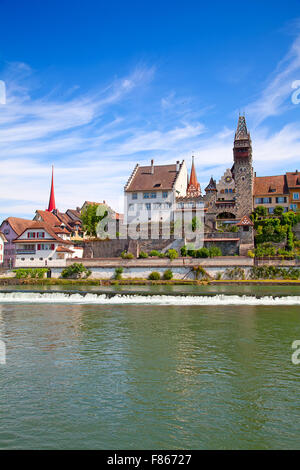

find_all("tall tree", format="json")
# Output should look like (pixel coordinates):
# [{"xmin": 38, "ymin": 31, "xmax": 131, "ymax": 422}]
[{"xmin": 81, "ymin": 204, "xmax": 108, "ymax": 237}]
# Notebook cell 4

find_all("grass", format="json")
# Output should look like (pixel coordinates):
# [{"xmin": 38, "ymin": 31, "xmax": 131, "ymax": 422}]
[{"xmin": 1, "ymin": 277, "xmax": 300, "ymax": 286}]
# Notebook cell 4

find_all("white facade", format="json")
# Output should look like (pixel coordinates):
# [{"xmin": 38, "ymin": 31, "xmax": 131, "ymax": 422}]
[
  {"xmin": 14, "ymin": 227, "xmax": 83, "ymax": 268},
  {"xmin": 125, "ymin": 161, "xmax": 188, "ymax": 224}
]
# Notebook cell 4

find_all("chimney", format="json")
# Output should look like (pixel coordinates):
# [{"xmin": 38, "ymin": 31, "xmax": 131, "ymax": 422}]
[
  {"xmin": 151, "ymin": 159, "xmax": 154, "ymax": 174},
  {"xmin": 103, "ymin": 200, "xmax": 106, "ymax": 204},
  {"xmin": 296, "ymin": 170, "xmax": 298, "ymax": 174},
  {"xmin": 176, "ymin": 160, "xmax": 180, "ymax": 172}
]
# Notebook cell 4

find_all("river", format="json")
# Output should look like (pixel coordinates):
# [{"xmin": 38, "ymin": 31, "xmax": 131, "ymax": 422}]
[{"xmin": 0, "ymin": 285, "xmax": 299, "ymax": 449}]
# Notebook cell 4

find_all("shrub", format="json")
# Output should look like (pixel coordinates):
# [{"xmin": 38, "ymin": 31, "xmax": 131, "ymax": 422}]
[
  {"xmin": 215, "ymin": 271, "xmax": 223, "ymax": 280},
  {"xmin": 187, "ymin": 249, "xmax": 195, "ymax": 257},
  {"xmin": 121, "ymin": 251, "xmax": 134, "ymax": 259},
  {"xmin": 209, "ymin": 246, "xmax": 222, "ymax": 257},
  {"xmin": 250, "ymin": 265, "xmax": 300, "ymax": 280},
  {"xmin": 149, "ymin": 250, "xmax": 160, "ymax": 257},
  {"xmin": 61, "ymin": 263, "xmax": 91, "ymax": 279},
  {"xmin": 195, "ymin": 247, "xmax": 209, "ymax": 258},
  {"xmin": 114, "ymin": 267, "xmax": 123, "ymax": 280},
  {"xmin": 225, "ymin": 267, "xmax": 245, "ymax": 280},
  {"xmin": 248, "ymin": 250, "xmax": 255, "ymax": 258},
  {"xmin": 286, "ymin": 226, "xmax": 294, "ymax": 251},
  {"xmin": 166, "ymin": 249, "xmax": 178, "ymax": 260},
  {"xmin": 163, "ymin": 269, "xmax": 173, "ymax": 280},
  {"xmin": 193, "ymin": 265, "xmax": 209, "ymax": 280},
  {"xmin": 139, "ymin": 251, "xmax": 148, "ymax": 258},
  {"xmin": 254, "ymin": 243, "xmax": 276, "ymax": 257},
  {"xmin": 180, "ymin": 246, "xmax": 187, "ymax": 257},
  {"xmin": 13, "ymin": 268, "xmax": 48, "ymax": 279},
  {"xmin": 148, "ymin": 271, "xmax": 161, "ymax": 280}
]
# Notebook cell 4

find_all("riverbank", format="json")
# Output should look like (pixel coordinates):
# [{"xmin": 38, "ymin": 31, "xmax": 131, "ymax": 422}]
[{"xmin": 1, "ymin": 277, "xmax": 300, "ymax": 286}]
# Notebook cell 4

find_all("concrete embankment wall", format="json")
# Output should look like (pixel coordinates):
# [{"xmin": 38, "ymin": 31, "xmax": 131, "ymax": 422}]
[{"xmin": 48, "ymin": 256, "xmax": 254, "ymax": 279}]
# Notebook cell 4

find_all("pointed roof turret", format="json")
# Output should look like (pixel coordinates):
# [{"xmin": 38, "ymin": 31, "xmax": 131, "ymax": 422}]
[
  {"xmin": 46, "ymin": 166, "xmax": 56, "ymax": 212},
  {"xmin": 235, "ymin": 114, "xmax": 250, "ymax": 140},
  {"xmin": 205, "ymin": 176, "xmax": 217, "ymax": 192},
  {"xmin": 186, "ymin": 156, "xmax": 201, "ymax": 196}
]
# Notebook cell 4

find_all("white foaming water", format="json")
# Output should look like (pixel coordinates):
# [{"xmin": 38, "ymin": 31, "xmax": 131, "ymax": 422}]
[{"xmin": 0, "ymin": 292, "xmax": 300, "ymax": 305}]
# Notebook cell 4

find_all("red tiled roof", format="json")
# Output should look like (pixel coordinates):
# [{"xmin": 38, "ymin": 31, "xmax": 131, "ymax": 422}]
[
  {"xmin": 66, "ymin": 209, "xmax": 81, "ymax": 220},
  {"xmin": 35, "ymin": 210, "xmax": 60, "ymax": 226},
  {"xmin": 56, "ymin": 246, "xmax": 74, "ymax": 253},
  {"xmin": 237, "ymin": 215, "xmax": 254, "ymax": 226},
  {"xmin": 4, "ymin": 217, "xmax": 33, "ymax": 236},
  {"xmin": 254, "ymin": 175, "xmax": 288, "ymax": 195},
  {"xmin": 125, "ymin": 163, "xmax": 181, "ymax": 192},
  {"xmin": 286, "ymin": 171, "xmax": 300, "ymax": 188},
  {"xmin": 13, "ymin": 221, "xmax": 73, "ymax": 245}
]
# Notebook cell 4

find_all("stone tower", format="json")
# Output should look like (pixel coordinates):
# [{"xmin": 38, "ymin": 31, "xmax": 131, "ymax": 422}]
[
  {"xmin": 204, "ymin": 177, "xmax": 217, "ymax": 230},
  {"xmin": 232, "ymin": 115, "xmax": 253, "ymax": 219}
]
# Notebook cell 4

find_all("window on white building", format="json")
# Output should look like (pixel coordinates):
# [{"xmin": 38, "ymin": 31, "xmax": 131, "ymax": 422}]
[
  {"xmin": 150, "ymin": 193, "xmax": 156, "ymax": 199},
  {"xmin": 162, "ymin": 191, "xmax": 168, "ymax": 198},
  {"xmin": 143, "ymin": 193, "xmax": 150, "ymax": 199},
  {"xmin": 276, "ymin": 197, "xmax": 287, "ymax": 203},
  {"xmin": 132, "ymin": 193, "xmax": 137, "ymax": 200}
]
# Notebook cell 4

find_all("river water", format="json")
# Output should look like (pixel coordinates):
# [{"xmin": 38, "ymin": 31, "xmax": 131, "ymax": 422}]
[{"xmin": 0, "ymin": 285, "xmax": 299, "ymax": 449}]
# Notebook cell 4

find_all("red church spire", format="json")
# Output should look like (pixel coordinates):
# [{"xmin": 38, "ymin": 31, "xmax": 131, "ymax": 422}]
[
  {"xmin": 187, "ymin": 156, "xmax": 201, "ymax": 196},
  {"xmin": 46, "ymin": 166, "xmax": 56, "ymax": 212}
]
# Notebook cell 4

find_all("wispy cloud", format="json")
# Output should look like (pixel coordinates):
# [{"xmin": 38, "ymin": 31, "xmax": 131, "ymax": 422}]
[
  {"xmin": 1, "ymin": 33, "xmax": 300, "ymax": 222},
  {"xmin": 247, "ymin": 32, "xmax": 300, "ymax": 124}
]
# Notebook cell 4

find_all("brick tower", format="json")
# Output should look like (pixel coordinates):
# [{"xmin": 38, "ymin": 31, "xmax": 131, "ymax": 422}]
[{"xmin": 232, "ymin": 115, "xmax": 254, "ymax": 219}]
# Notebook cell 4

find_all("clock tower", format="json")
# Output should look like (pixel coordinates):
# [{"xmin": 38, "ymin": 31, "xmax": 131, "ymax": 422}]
[{"xmin": 232, "ymin": 115, "xmax": 254, "ymax": 218}]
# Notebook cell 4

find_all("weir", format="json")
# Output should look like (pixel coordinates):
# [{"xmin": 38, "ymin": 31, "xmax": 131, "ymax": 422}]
[{"xmin": 0, "ymin": 290, "xmax": 300, "ymax": 305}]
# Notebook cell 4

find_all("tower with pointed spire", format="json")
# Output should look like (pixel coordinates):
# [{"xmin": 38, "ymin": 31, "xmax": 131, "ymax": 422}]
[
  {"xmin": 186, "ymin": 156, "xmax": 201, "ymax": 197},
  {"xmin": 46, "ymin": 166, "xmax": 56, "ymax": 212},
  {"xmin": 232, "ymin": 114, "xmax": 253, "ymax": 218}
]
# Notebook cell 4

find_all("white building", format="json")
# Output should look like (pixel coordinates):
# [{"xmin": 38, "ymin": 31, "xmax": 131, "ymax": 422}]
[
  {"xmin": 13, "ymin": 222, "xmax": 83, "ymax": 268},
  {"xmin": 0, "ymin": 231, "xmax": 7, "ymax": 265},
  {"xmin": 124, "ymin": 160, "xmax": 188, "ymax": 225}
]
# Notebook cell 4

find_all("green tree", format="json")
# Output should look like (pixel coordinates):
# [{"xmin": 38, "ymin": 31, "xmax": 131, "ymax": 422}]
[
  {"xmin": 253, "ymin": 205, "xmax": 268, "ymax": 219},
  {"xmin": 273, "ymin": 206, "xmax": 284, "ymax": 216},
  {"xmin": 81, "ymin": 204, "xmax": 108, "ymax": 237}
]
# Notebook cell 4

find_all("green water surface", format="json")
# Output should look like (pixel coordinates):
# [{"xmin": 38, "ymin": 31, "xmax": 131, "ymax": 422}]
[{"xmin": 0, "ymin": 286, "xmax": 299, "ymax": 449}]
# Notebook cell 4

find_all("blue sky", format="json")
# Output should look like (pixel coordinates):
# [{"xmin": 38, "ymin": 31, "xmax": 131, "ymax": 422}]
[{"xmin": 0, "ymin": 0, "xmax": 300, "ymax": 219}]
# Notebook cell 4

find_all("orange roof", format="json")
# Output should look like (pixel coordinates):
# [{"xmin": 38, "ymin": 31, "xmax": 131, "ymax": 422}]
[
  {"xmin": 254, "ymin": 175, "xmax": 288, "ymax": 195},
  {"xmin": 4, "ymin": 217, "xmax": 33, "ymax": 236},
  {"xmin": 36, "ymin": 210, "xmax": 60, "ymax": 226},
  {"xmin": 13, "ymin": 221, "xmax": 72, "ymax": 245},
  {"xmin": 56, "ymin": 246, "xmax": 74, "ymax": 253},
  {"xmin": 125, "ymin": 163, "xmax": 181, "ymax": 192},
  {"xmin": 286, "ymin": 171, "xmax": 300, "ymax": 188},
  {"xmin": 188, "ymin": 157, "xmax": 200, "ymax": 190},
  {"xmin": 237, "ymin": 215, "xmax": 254, "ymax": 226}
]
